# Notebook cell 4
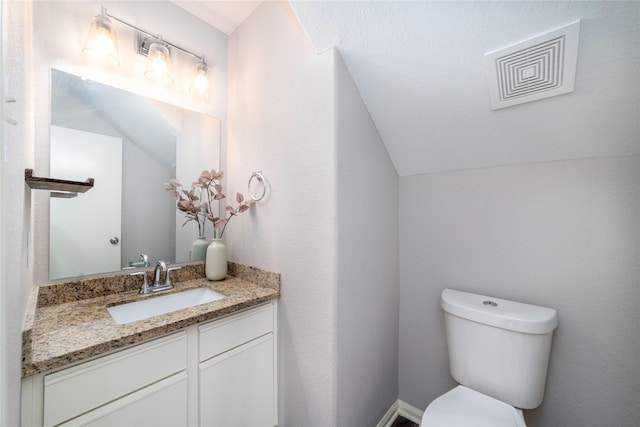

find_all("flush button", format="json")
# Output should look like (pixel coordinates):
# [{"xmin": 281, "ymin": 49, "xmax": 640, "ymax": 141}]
[{"xmin": 483, "ymin": 300, "xmax": 498, "ymax": 307}]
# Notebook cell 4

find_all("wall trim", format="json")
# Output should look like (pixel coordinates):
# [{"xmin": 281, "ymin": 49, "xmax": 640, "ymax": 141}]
[
  {"xmin": 377, "ymin": 399, "xmax": 424, "ymax": 427},
  {"xmin": 398, "ymin": 399, "xmax": 424, "ymax": 424},
  {"xmin": 376, "ymin": 400, "xmax": 398, "ymax": 427}
]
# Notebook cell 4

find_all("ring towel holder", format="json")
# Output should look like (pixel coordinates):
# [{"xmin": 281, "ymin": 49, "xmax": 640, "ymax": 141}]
[{"xmin": 248, "ymin": 170, "xmax": 267, "ymax": 201}]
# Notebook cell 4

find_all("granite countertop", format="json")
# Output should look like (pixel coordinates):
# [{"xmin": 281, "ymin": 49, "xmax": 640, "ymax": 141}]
[{"xmin": 22, "ymin": 262, "xmax": 280, "ymax": 378}]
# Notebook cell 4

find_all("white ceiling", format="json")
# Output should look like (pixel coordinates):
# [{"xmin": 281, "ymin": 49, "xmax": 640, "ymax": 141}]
[
  {"xmin": 177, "ymin": 1, "xmax": 640, "ymax": 176},
  {"xmin": 170, "ymin": 0, "xmax": 262, "ymax": 35}
]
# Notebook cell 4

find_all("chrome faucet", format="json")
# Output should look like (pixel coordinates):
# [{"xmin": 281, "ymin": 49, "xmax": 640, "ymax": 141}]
[
  {"xmin": 153, "ymin": 260, "xmax": 167, "ymax": 286},
  {"xmin": 140, "ymin": 253, "xmax": 150, "ymax": 268},
  {"xmin": 126, "ymin": 253, "xmax": 150, "ymax": 269},
  {"xmin": 150, "ymin": 261, "xmax": 173, "ymax": 293},
  {"xmin": 131, "ymin": 261, "xmax": 181, "ymax": 295}
]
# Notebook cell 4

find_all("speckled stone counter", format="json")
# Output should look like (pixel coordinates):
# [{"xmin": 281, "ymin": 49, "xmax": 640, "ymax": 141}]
[{"xmin": 22, "ymin": 262, "xmax": 280, "ymax": 378}]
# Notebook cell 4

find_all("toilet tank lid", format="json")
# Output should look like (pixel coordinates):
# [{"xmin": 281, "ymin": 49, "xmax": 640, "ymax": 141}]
[{"xmin": 441, "ymin": 289, "xmax": 558, "ymax": 334}]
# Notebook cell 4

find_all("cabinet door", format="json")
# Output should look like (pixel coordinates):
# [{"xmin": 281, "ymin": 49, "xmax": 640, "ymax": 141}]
[{"xmin": 199, "ymin": 334, "xmax": 274, "ymax": 427}]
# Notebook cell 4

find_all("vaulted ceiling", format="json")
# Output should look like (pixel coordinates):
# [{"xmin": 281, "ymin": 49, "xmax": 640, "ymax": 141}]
[{"xmin": 175, "ymin": 1, "xmax": 640, "ymax": 176}]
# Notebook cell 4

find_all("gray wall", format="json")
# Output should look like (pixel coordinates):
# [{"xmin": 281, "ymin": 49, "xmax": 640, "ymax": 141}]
[
  {"xmin": 226, "ymin": 2, "xmax": 338, "ymax": 425},
  {"xmin": 226, "ymin": 2, "xmax": 401, "ymax": 425},
  {"xmin": 121, "ymin": 139, "xmax": 175, "ymax": 266},
  {"xmin": 399, "ymin": 155, "xmax": 640, "ymax": 427},
  {"xmin": 335, "ymin": 51, "xmax": 399, "ymax": 425}
]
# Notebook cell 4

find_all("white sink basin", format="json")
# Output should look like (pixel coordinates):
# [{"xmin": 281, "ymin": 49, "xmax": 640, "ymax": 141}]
[{"xmin": 108, "ymin": 287, "xmax": 226, "ymax": 324}]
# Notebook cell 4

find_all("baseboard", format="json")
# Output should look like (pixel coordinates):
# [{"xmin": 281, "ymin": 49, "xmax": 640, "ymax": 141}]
[
  {"xmin": 377, "ymin": 399, "xmax": 424, "ymax": 427},
  {"xmin": 376, "ymin": 400, "xmax": 398, "ymax": 427},
  {"xmin": 398, "ymin": 400, "xmax": 424, "ymax": 424}
]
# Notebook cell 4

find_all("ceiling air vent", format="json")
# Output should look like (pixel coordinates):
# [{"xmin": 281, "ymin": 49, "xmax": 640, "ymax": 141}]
[{"xmin": 485, "ymin": 21, "xmax": 580, "ymax": 110}]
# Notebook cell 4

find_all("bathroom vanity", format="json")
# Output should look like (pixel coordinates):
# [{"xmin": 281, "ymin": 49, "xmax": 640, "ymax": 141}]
[{"xmin": 21, "ymin": 263, "xmax": 280, "ymax": 427}]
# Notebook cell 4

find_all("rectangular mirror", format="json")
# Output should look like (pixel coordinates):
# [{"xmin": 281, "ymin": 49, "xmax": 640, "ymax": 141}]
[{"xmin": 49, "ymin": 69, "xmax": 220, "ymax": 280}]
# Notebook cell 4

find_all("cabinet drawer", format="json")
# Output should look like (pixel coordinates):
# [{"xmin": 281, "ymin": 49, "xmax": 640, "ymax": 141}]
[
  {"xmin": 199, "ymin": 303, "xmax": 274, "ymax": 362},
  {"xmin": 58, "ymin": 372, "xmax": 188, "ymax": 427},
  {"xmin": 44, "ymin": 332, "xmax": 187, "ymax": 427}
]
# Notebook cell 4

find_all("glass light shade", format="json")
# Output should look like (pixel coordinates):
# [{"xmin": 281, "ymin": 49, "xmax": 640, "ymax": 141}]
[
  {"xmin": 190, "ymin": 61, "xmax": 210, "ymax": 99},
  {"xmin": 144, "ymin": 42, "xmax": 173, "ymax": 84},
  {"xmin": 82, "ymin": 14, "xmax": 119, "ymax": 67}
]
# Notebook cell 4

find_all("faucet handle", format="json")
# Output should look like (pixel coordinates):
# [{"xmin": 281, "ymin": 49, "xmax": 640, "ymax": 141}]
[
  {"xmin": 165, "ymin": 266, "xmax": 182, "ymax": 287},
  {"xmin": 131, "ymin": 271, "xmax": 150, "ymax": 294}
]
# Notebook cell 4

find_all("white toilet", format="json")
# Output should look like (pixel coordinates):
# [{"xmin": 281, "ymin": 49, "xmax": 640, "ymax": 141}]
[{"xmin": 421, "ymin": 289, "xmax": 558, "ymax": 427}]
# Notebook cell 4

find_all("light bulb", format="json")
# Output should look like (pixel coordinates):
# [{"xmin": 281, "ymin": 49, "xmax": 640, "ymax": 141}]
[
  {"xmin": 195, "ymin": 67, "xmax": 209, "ymax": 91},
  {"xmin": 144, "ymin": 41, "xmax": 173, "ymax": 84},
  {"xmin": 94, "ymin": 31, "xmax": 115, "ymax": 56},
  {"xmin": 150, "ymin": 56, "xmax": 168, "ymax": 74},
  {"xmin": 190, "ymin": 60, "xmax": 210, "ymax": 99},
  {"xmin": 82, "ymin": 13, "xmax": 119, "ymax": 67}
]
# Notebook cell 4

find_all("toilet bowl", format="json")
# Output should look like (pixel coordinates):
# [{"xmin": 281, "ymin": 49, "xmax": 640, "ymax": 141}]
[
  {"xmin": 420, "ymin": 385, "xmax": 526, "ymax": 427},
  {"xmin": 420, "ymin": 289, "xmax": 558, "ymax": 427}
]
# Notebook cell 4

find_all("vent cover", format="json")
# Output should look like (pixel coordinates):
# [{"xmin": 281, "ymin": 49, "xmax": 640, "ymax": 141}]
[{"xmin": 485, "ymin": 21, "xmax": 580, "ymax": 110}]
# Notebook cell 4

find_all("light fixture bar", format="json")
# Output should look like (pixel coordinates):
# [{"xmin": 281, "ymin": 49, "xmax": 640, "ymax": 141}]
[
  {"xmin": 84, "ymin": 7, "xmax": 210, "ymax": 95},
  {"xmin": 104, "ymin": 10, "xmax": 203, "ymax": 62}
]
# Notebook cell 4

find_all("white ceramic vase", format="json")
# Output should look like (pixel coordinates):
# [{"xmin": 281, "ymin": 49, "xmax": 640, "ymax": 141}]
[
  {"xmin": 190, "ymin": 236, "xmax": 209, "ymax": 262},
  {"xmin": 206, "ymin": 239, "xmax": 227, "ymax": 280}
]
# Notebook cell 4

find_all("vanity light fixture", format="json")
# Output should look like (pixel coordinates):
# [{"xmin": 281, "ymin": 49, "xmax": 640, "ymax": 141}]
[
  {"xmin": 82, "ymin": 7, "xmax": 119, "ymax": 67},
  {"xmin": 83, "ymin": 8, "xmax": 210, "ymax": 93},
  {"xmin": 190, "ymin": 58, "xmax": 210, "ymax": 99},
  {"xmin": 144, "ymin": 37, "xmax": 173, "ymax": 84}
]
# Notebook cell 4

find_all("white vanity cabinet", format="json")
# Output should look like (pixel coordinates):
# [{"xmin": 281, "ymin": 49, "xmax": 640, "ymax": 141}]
[{"xmin": 22, "ymin": 302, "xmax": 277, "ymax": 427}]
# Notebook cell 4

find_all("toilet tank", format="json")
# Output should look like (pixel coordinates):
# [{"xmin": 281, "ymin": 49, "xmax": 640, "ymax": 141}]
[{"xmin": 441, "ymin": 289, "xmax": 558, "ymax": 409}]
